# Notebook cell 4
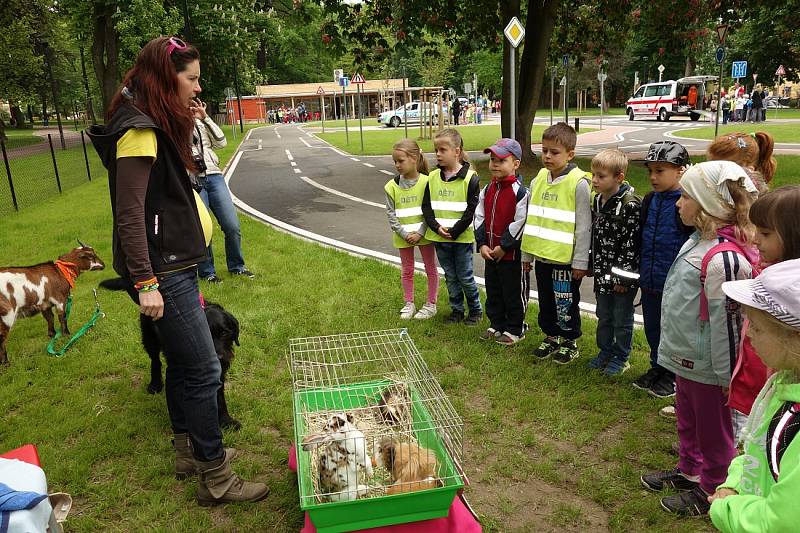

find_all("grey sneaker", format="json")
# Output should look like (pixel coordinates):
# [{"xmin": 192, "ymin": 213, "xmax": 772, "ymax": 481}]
[
  {"xmin": 479, "ymin": 327, "xmax": 500, "ymax": 341},
  {"xmin": 231, "ymin": 269, "xmax": 255, "ymax": 279},
  {"xmin": 551, "ymin": 339, "xmax": 579, "ymax": 364},
  {"xmin": 203, "ymin": 274, "xmax": 223, "ymax": 284},
  {"xmin": 464, "ymin": 312, "xmax": 482, "ymax": 326}
]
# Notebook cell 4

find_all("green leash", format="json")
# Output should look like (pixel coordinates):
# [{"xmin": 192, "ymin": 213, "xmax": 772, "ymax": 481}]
[{"xmin": 47, "ymin": 289, "xmax": 105, "ymax": 357}]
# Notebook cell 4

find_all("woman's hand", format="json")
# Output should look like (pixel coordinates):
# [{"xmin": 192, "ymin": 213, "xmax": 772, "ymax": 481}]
[
  {"xmin": 190, "ymin": 99, "xmax": 207, "ymax": 120},
  {"xmin": 139, "ymin": 289, "xmax": 164, "ymax": 320}
]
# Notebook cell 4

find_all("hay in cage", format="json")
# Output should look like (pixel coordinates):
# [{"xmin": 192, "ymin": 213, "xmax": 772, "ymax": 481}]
[
  {"xmin": 300, "ymin": 376, "xmax": 431, "ymax": 502},
  {"xmin": 290, "ymin": 329, "xmax": 466, "ymax": 519}
]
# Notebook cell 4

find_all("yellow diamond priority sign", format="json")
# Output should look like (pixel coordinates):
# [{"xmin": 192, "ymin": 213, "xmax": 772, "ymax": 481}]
[{"xmin": 504, "ymin": 17, "xmax": 525, "ymax": 48}]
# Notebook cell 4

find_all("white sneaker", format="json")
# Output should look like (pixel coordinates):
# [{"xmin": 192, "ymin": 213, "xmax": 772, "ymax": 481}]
[
  {"xmin": 400, "ymin": 302, "xmax": 416, "ymax": 320},
  {"xmin": 413, "ymin": 303, "xmax": 437, "ymax": 320}
]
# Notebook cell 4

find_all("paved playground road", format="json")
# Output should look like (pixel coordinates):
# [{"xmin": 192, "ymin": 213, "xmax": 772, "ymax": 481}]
[
  {"xmin": 227, "ymin": 124, "xmax": 612, "ymax": 312},
  {"xmin": 227, "ymin": 117, "xmax": 800, "ymax": 316}
]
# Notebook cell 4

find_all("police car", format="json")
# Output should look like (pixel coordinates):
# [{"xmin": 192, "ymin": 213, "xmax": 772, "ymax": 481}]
[{"xmin": 378, "ymin": 102, "xmax": 442, "ymax": 127}]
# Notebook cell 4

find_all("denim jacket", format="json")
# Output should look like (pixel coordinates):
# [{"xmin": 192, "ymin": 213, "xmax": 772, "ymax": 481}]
[{"xmin": 657, "ymin": 231, "xmax": 755, "ymax": 386}]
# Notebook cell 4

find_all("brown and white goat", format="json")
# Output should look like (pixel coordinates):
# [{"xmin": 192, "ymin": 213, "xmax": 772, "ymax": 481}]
[{"xmin": 0, "ymin": 243, "xmax": 105, "ymax": 364}]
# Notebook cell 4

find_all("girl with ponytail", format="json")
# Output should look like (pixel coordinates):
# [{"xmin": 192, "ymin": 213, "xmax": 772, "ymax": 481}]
[
  {"xmin": 384, "ymin": 139, "xmax": 439, "ymax": 320},
  {"xmin": 707, "ymin": 131, "xmax": 777, "ymax": 194}
]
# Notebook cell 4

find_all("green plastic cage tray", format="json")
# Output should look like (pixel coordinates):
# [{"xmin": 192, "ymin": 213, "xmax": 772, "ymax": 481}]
[{"xmin": 290, "ymin": 329, "xmax": 466, "ymax": 533}]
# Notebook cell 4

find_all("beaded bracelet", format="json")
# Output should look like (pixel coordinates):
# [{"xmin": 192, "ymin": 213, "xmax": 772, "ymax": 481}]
[
  {"xmin": 134, "ymin": 277, "xmax": 159, "ymax": 293},
  {"xmin": 137, "ymin": 282, "xmax": 160, "ymax": 293}
]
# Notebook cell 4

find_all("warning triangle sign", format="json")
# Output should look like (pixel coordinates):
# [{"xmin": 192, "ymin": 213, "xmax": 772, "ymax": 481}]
[{"xmin": 351, "ymin": 73, "xmax": 366, "ymax": 84}]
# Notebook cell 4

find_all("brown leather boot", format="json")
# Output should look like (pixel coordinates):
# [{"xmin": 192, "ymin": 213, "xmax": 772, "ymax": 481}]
[
  {"xmin": 196, "ymin": 450, "xmax": 270, "ymax": 506},
  {"xmin": 173, "ymin": 433, "xmax": 197, "ymax": 480},
  {"xmin": 173, "ymin": 434, "xmax": 238, "ymax": 480}
]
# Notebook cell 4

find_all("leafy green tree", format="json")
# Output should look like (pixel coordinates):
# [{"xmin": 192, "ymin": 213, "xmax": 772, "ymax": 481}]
[{"xmin": 315, "ymin": 0, "xmax": 634, "ymax": 166}]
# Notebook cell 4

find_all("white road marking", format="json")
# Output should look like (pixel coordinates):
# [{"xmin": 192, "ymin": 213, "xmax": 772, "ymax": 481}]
[
  {"xmin": 380, "ymin": 170, "xmax": 394, "ymax": 176},
  {"xmin": 245, "ymin": 129, "xmax": 253, "ymax": 141},
  {"xmin": 285, "ymin": 150, "xmax": 293, "ymax": 161},
  {"xmin": 298, "ymin": 176, "xmax": 384, "ymax": 208},
  {"xmin": 350, "ymin": 157, "xmax": 360, "ymax": 162},
  {"xmin": 363, "ymin": 163, "xmax": 375, "ymax": 168},
  {"xmin": 293, "ymin": 168, "xmax": 301, "ymax": 174},
  {"xmin": 290, "ymin": 161, "xmax": 297, "ymax": 166},
  {"xmin": 300, "ymin": 137, "xmax": 312, "ymax": 148}
]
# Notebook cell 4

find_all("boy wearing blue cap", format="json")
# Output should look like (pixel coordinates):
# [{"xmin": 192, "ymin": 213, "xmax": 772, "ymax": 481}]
[{"xmin": 474, "ymin": 139, "xmax": 531, "ymax": 345}]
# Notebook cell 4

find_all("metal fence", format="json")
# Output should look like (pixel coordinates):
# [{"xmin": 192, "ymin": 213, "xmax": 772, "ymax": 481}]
[{"xmin": 0, "ymin": 129, "xmax": 103, "ymax": 216}]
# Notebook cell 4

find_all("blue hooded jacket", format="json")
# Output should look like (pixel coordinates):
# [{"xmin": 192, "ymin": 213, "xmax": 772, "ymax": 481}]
[{"xmin": 639, "ymin": 190, "xmax": 693, "ymax": 291}]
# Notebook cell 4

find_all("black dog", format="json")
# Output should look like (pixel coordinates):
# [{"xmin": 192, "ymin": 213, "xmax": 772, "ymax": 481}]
[{"xmin": 100, "ymin": 278, "xmax": 241, "ymax": 430}]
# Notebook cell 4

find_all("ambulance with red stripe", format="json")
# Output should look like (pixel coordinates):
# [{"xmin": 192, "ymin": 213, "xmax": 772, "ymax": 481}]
[{"xmin": 625, "ymin": 75, "xmax": 717, "ymax": 122}]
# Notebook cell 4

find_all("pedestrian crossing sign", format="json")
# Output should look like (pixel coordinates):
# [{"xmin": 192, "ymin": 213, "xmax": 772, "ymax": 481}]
[{"xmin": 351, "ymin": 73, "xmax": 366, "ymax": 84}]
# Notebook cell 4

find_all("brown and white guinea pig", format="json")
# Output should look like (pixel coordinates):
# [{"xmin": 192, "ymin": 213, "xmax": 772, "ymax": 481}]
[
  {"xmin": 302, "ymin": 413, "xmax": 373, "ymax": 502},
  {"xmin": 374, "ymin": 436, "xmax": 439, "ymax": 495}
]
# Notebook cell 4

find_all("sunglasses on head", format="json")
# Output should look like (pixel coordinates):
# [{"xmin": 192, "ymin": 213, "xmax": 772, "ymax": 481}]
[{"xmin": 166, "ymin": 37, "xmax": 187, "ymax": 56}]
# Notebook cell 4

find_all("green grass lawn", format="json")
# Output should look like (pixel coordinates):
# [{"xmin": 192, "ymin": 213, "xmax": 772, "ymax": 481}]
[
  {"xmin": 672, "ymin": 122, "xmax": 800, "ymax": 143},
  {"xmin": 2, "ymin": 127, "xmax": 44, "ymax": 149},
  {"xmin": 9, "ymin": 129, "xmax": 800, "ymax": 532},
  {"xmin": 317, "ymin": 124, "xmax": 597, "ymax": 156}
]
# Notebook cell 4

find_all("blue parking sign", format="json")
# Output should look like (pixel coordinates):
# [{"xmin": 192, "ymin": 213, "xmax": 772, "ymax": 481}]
[
  {"xmin": 731, "ymin": 61, "xmax": 747, "ymax": 78},
  {"xmin": 562, "ymin": 54, "xmax": 569, "ymax": 67}
]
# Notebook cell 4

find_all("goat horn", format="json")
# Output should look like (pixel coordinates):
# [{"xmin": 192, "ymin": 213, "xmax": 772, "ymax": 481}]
[{"xmin": 77, "ymin": 238, "xmax": 88, "ymax": 248}]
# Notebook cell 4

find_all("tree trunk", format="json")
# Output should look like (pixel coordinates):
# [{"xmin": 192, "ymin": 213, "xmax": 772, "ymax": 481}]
[
  {"xmin": 91, "ymin": 3, "xmax": 120, "ymax": 117},
  {"xmin": 684, "ymin": 55, "xmax": 695, "ymax": 77},
  {"xmin": 516, "ymin": 0, "xmax": 560, "ymax": 170}
]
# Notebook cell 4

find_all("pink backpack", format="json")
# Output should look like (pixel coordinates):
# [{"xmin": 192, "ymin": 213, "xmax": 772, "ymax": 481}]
[{"xmin": 700, "ymin": 240, "xmax": 765, "ymax": 415}]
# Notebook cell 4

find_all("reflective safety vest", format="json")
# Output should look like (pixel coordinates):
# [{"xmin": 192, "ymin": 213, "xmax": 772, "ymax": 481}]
[
  {"xmin": 384, "ymin": 175, "xmax": 430, "ymax": 249},
  {"xmin": 521, "ymin": 167, "xmax": 590, "ymax": 263},
  {"xmin": 424, "ymin": 167, "xmax": 476, "ymax": 244}
]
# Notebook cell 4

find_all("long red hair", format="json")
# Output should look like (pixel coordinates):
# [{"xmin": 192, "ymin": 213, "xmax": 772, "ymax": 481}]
[{"xmin": 108, "ymin": 37, "xmax": 200, "ymax": 170}]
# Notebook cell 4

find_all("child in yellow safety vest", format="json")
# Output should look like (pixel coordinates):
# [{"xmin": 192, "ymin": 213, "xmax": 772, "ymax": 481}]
[
  {"xmin": 421, "ymin": 129, "xmax": 483, "ymax": 325},
  {"xmin": 521, "ymin": 122, "xmax": 592, "ymax": 364},
  {"xmin": 384, "ymin": 139, "xmax": 440, "ymax": 320}
]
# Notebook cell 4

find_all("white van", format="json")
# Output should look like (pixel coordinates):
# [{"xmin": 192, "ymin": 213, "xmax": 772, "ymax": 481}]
[{"xmin": 625, "ymin": 75, "xmax": 717, "ymax": 121}]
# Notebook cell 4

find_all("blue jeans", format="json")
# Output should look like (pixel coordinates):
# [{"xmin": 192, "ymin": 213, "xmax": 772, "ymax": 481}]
[
  {"xmin": 641, "ymin": 288, "xmax": 663, "ymax": 369},
  {"xmin": 153, "ymin": 269, "xmax": 224, "ymax": 461},
  {"xmin": 434, "ymin": 242, "xmax": 481, "ymax": 316},
  {"xmin": 595, "ymin": 290, "xmax": 636, "ymax": 363},
  {"xmin": 198, "ymin": 173, "xmax": 246, "ymax": 277}
]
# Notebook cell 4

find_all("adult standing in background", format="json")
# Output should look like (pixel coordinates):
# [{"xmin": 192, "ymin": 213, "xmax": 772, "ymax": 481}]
[
  {"xmin": 192, "ymin": 100, "xmax": 255, "ymax": 283},
  {"xmin": 452, "ymin": 97, "xmax": 461, "ymax": 126},
  {"xmin": 750, "ymin": 87, "xmax": 763, "ymax": 123}
]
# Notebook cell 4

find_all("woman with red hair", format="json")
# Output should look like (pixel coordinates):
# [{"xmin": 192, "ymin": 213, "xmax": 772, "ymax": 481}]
[{"xmin": 88, "ymin": 37, "xmax": 269, "ymax": 506}]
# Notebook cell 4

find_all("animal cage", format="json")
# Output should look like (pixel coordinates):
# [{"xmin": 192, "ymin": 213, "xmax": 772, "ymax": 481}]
[{"xmin": 290, "ymin": 329, "xmax": 466, "ymax": 533}]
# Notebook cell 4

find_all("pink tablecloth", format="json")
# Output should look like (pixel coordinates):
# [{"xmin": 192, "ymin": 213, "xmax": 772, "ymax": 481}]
[{"xmin": 289, "ymin": 445, "xmax": 481, "ymax": 533}]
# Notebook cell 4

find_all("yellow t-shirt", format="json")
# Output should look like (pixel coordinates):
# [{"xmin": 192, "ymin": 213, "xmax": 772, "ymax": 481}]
[{"xmin": 116, "ymin": 128, "xmax": 212, "ymax": 246}]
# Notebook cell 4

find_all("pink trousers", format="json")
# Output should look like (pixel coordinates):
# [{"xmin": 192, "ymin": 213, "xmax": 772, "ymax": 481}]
[{"xmin": 399, "ymin": 244, "xmax": 439, "ymax": 304}]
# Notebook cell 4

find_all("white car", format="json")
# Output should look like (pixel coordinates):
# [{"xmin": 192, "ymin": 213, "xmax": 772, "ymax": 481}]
[{"xmin": 378, "ymin": 102, "xmax": 442, "ymax": 127}]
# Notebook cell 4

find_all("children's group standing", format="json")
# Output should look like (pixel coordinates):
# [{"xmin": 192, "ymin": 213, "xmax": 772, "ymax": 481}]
[{"xmin": 384, "ymin": 123, "xmax": 800, "ymax": 526}]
